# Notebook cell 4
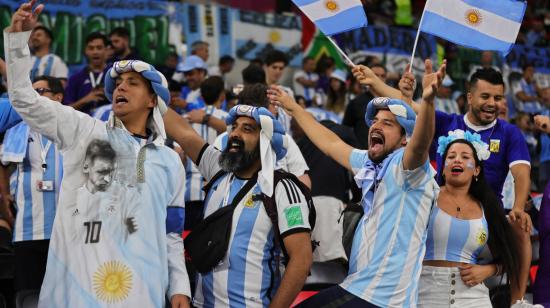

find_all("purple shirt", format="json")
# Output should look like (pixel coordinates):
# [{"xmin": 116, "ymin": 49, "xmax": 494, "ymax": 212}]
[
  {"xmin": 432, "ymin": 111, "xmax": 530, "ymax": 200},
  {"xmin": 534, "ymin": 183, "xmax": 550, "ymax": 306},
  {"xmin": 64, "ymin": 65, "xmax": 110, "ymax": 115}
]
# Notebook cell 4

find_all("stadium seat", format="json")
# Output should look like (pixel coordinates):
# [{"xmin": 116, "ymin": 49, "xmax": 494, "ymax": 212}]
[{"xmin": 15, "ymin": 290, "xmax": 39, "ymax": 308}]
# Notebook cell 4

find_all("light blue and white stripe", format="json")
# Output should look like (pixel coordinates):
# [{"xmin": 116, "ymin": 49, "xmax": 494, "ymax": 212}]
[{"xmin": 292, "ymin": 0, "xmax": 368, "ymax": 36}]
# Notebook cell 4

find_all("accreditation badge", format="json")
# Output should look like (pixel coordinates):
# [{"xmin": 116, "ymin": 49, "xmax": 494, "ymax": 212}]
[{"xmin": 489, "ymin": 139, "xmax": 500, "ymax": 153}]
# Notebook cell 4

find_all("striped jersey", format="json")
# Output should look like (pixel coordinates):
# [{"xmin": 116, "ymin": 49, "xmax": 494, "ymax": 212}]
[
  {"xmin": 30, "ymin": 54, "xmax": 68, "ymax": 81},
  {"xmin": 341, "ymin": 148, "xmax": 437, "ymax": 308},
  {"xmin": 193, "ymin": 145, "xmax": 310, "ymax": 308},
  {"xmin": 10, "ymin": 130, "xmax": 63, "ymax": 242},
  {"xmin": 185, "ymin": 106, "xmax": 228, "ymax": 202},
  {"xmin": 213, "ymin": 132, "xmax": 309, "ymax": 177},
  {"xmin": 425, "ymin": 205, "xmax": 489, "ymax": 264}
]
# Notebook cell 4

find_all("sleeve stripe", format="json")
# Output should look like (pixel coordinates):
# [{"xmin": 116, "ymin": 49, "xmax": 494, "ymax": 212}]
[
  {"xmin": 287, "ymin": 179, "xmax": 302, "ymax": 203},
  {"xmin": 509, "ymin": 160, "xmax": 531, "ymax": 168},
  {"xmin": 281, "ymin": 179, "xmax": 296, "ymax": 204}
]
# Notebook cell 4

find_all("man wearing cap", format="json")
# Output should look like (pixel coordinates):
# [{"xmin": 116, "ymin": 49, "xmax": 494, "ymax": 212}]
[
  {"xmin": 269, "ymin": 59, "xmax": 445, "ymax": 307},
  {"xmin": 175, "ymin": 55, "xmax": 208, "ymax": 113},
  {"xmin": 4, "ymin": 2, "xmax": 190, "ymax": 306},
  {"xmin": 162, "ymin": 104, "xmax": 313, "ymax": 307}
]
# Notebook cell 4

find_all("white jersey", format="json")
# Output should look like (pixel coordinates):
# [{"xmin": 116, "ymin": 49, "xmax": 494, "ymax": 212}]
[
  {"xmin": 185, "ymin": 106, "xmax": 228, "ymax": 202},
  {"xmin": 213, "ymin": 132, "xmax": 309, "ymax": 177},
  {"xmin": 5, "ymin": 30, "xmax": 190, "ymax": 307},
  {"xmin": 30, "ymin": 53, "xmax": 68, "ymax": 80},
  {"xmin": 293, "ymin": 70, "xmax": 319, "ymax": 102},
  {"xmin": 193, "ymin": 146, "xmax": 310, "ymax": 307},
  {"xmin": 340, "ymin": 148, "xmax": 437, "ymax": 308}
]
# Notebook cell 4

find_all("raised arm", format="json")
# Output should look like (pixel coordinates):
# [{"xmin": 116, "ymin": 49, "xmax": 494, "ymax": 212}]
[
  {"xmin": 5, "ymin": 0, "xmax": 97, "ymax": 151},
  {"xmin": 268, "ymin": 86, "xmax": 355, "ymax": 171},
  {"xmin": 163, "ymin": 108, "xmax": 207, "ymax": 164},
  {"xmin": 351, "ymin": 65, "xmax": 402, "ymax": 99},
  {"xmin": 402, "ymin": 59, "xmax": 445, "ymax": 171},
  {"xmin": 398, "ymin": 66, "xmax": 421, "ymax": 113}
]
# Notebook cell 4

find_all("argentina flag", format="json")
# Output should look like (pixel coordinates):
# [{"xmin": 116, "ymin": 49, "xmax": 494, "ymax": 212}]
[
  {"xmin": 420, "ymin": 0, "xmax": 526, "ymax": 55},
  {"xmin": 292, "ymin": 0, "xmax": 368, "ymax": 36}
]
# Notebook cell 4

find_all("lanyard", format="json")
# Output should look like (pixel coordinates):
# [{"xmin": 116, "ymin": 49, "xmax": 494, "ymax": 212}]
[
  {"xmin": 38, "ymin": 135, "xmax": 53, "ymax": 173},
  {"xmin": 89, "ymin": 71, "xmax": 104, "ymax": 88}
]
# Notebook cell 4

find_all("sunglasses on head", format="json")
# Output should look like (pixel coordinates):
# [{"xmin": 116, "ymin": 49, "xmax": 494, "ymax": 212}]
[{"xmin": 34, "ymin": 88, "xmax": 53, "ymax": 95}]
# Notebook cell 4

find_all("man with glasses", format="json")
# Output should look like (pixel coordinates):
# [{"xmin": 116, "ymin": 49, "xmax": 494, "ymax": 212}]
[{"xmin": 0, "ymin": 75, "xmax": 64, "ymax": 293}]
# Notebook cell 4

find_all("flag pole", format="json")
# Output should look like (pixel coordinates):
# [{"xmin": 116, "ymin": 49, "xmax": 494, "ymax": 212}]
[
  {"xmin": 408, "ymin": 2, "xmax": 428, "ymax": 72},
  {"xmin": 326, "ymin": 35, "xmax": 355, "ymax": 67}
]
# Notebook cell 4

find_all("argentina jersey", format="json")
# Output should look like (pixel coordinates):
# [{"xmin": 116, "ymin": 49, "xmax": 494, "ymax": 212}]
[
  {"xmin": 194, "ymin": 145, "xmax": 310, "ymax": 308},
  {"xmin": 185, "ymin": 106, "xmax": 228, "ymax": 202},
  {"xmin": 11, "ymin": 130, "xmax": 63, "ymax": 242},
  {"xmin": 341, "ymin": 148, "xmax": 437, "ymax": 308},
  {"xmin": 424, "ymin": 205, "xmax": 489, "ymax": 264}
]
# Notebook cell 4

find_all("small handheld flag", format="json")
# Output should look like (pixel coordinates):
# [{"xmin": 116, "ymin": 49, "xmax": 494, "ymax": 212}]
[
  {"xmin": 292, "ymin": 0, "xmax": 368, "ymax": 66},
  {"xmin": 419, "ymin": 0, "xmax": 526, "ymax": 55}
]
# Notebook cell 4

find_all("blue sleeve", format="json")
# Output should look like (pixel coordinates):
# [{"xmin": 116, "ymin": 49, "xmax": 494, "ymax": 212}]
[
  {"xmin": 506, "ymin": 124, "xmax": 531, "ymax": 166},
  {"xmin": 0, "ymin": 99, "xmax": 22, "ymax": 133},
  {"xmin": 349, "ymin": 149, "xmax": 368, "ymax": 175},
  {"xmin": 63, "ymin": 75, "xmax": 78, "ymax": 104},
  {"xmin": 166, "ymin": 206, "xmax": 185, "ymax": 234}
]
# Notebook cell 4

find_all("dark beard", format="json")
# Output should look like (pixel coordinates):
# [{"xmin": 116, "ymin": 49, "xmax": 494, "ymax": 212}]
[{"xmin": 219, "ymin": 140, "xmax": 260, "ymax": 173}]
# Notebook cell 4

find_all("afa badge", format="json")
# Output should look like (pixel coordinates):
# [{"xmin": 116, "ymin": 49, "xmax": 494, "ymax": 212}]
[
  {"xmin": 476, "ymin": 229, "xmax": 487, "ymax": 246},
  {"xmin": 489, "ymin": 139, "xmax": 500, "ymax": 153},
  {"xmin": 244, "ymin": 195, "xmax": 255, "ymax": 208}
]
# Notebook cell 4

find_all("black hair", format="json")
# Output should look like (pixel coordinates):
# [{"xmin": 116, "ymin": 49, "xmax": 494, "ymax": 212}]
[
  {"xmin": 200, "ymin": 76, "xmax": 225, "ymax": 105},
  {"xmin": 219, "ymin": 55, "xmax": 235, "ymax": 66},
  {"xmin": 315, "ymin": 55, "xmax": 335, "ymax": 75},
  {"xmin": 33, "ymin": 75, "xmax": 64, "ymax": 95},
  {"xmin": 168, "ymin": 80, "xmax": 182, "ymax": 92},
  {"xmin": 370, "ymin": 63, "xmax": 387, "ymax": 72},
  {"xmin": 438, "ymin": 139, "xmax": 521, "ymax": 288},
  {"xmin": 264, "ymin": 49, "xmax": 288, "ymax": 67},
  {"xmin": 33, "ymin": 26, "xmax": 53, "ymax": 42},
  {"xmin": 326, "ymin": 75, "xmax": 347, "ymax": 114},
  {"xmin": 521, "ymin": 63, "xmax": 534, "ymax": 72},
  {"xmin": 250, "ymin": 58, "xmax": 263, "ymax": 67},
  {"xmin": 85, "ymin": 139, "xmax": 116, "ymax": 164},
  {"xmin": 470, "ymin": 68, "xmax": 505, "ymax": 89},
  {"xmin": 242, "ymin": 64, "xmax": 266, "ymax": 85},
  {"xmin": 85, "ymin": 32, "xmax": 108, "ymax": 46},
  {"xmin": 302, "ymin": 56, "xmax": 314, "ymax": 65},
  {"xmin": 109, "ymin": 27, "xmax": 130, "ymax": 39},
  {"xmin": 238, "ymin": 84, "xmax": 269, "ymax": 108}
]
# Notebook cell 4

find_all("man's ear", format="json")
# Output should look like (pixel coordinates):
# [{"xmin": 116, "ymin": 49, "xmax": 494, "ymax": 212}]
[
  {"xmin": 54, "ymin": 93, "xmax": 63, "ymax": 103},
  {"xmin": 148, "ymin": 94, "xmax": 157, "ymax": 108},
  {"xmin": 401, "ymin": 135, "xmax": 408, "ymax": 147}
]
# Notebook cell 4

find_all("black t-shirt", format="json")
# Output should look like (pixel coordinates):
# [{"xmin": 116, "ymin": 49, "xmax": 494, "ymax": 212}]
[
  {"xmin": 342, "ymin": 92, "xmax": 374, "ymax": 149},
  {"xmin": 297, "ymin": 121, "xmax": 359, "ymax": 203}
]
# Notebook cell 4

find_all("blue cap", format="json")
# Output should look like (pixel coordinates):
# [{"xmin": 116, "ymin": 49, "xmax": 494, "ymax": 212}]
[
  {"xmin": 330, "ymin": 69, "xmax": 347, "ymax": 83},
  {"xmin": 177, "ymin": 55, "xmax": 207, "ymax": 72},
  {"xmin": 365, "ymin": 97, "xmax": 416, "ymax": 137}
]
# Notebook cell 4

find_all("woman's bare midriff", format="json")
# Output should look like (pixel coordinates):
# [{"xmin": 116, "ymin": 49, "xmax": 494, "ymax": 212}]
[{"xmin": 423, "ymin": 260, "xmax": 469, "ymax": 267}]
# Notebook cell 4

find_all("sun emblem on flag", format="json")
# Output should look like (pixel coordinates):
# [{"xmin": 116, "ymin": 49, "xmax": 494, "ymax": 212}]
[
  {"xmin": 93, "ymin": 261, "xmax": 133, "ymax": 303},
  {"xmin": 325, "ymin": 0, "xmax": 339, "ymax": 12},
  {"xmin": 465, "ymin": 9, "xmax": 483, "ymax": 26},
  {"xmin": 269, "ymin": 30, "xmax": 282, "ymax": 43}
]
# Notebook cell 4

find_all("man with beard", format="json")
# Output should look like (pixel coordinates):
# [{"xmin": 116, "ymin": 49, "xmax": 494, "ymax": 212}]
[
  {"xmin": 64, "ymin": 32, "xmax": 110, "ymax": 115},
  {"xmin": 108, "ymin": 27, "xmax": 140, "ymax": 63},
  {"xmin": 400, "ymin": 67, "xmax": 532, "ymax": 303},
  {"xmin": 163, "ymin": 104, "xmax": 312, "ymax": 307},
  {"xmin": 28, "ymin": 25, "xmax": 68, "ymax": 81},
  {"xmin": 268, "ymin": 59, "xmax": 445, "ymax": 307}
]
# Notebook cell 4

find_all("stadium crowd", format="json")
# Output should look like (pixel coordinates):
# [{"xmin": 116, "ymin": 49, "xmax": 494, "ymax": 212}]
[{"xmin": 0, "ymin": 0, "xmax": 549, "ymax": 308}]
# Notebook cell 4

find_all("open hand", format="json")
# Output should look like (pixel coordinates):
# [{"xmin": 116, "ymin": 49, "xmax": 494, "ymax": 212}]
[
  {"xmin": 421, "ymin": 59, "xmax": 446, "ymax": 102},
  {"xmin": 7, "ymin": 0, "xmax": 44, "ymax": 33}
]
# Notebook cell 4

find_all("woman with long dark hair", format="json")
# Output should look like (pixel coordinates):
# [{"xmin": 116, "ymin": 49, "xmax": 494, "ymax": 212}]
[
  {"xmin": 325, "ymin": 69, "xmax": 348, "ymax": 118},
  {"xmin": 418, "ymin": 129, "xmax": 521, "ymax": 307}
]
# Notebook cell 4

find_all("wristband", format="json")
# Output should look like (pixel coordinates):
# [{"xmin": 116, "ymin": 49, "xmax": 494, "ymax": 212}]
[{"xmin": 201, "ymin": 113, "xmax": 211, "ymax": 125}]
